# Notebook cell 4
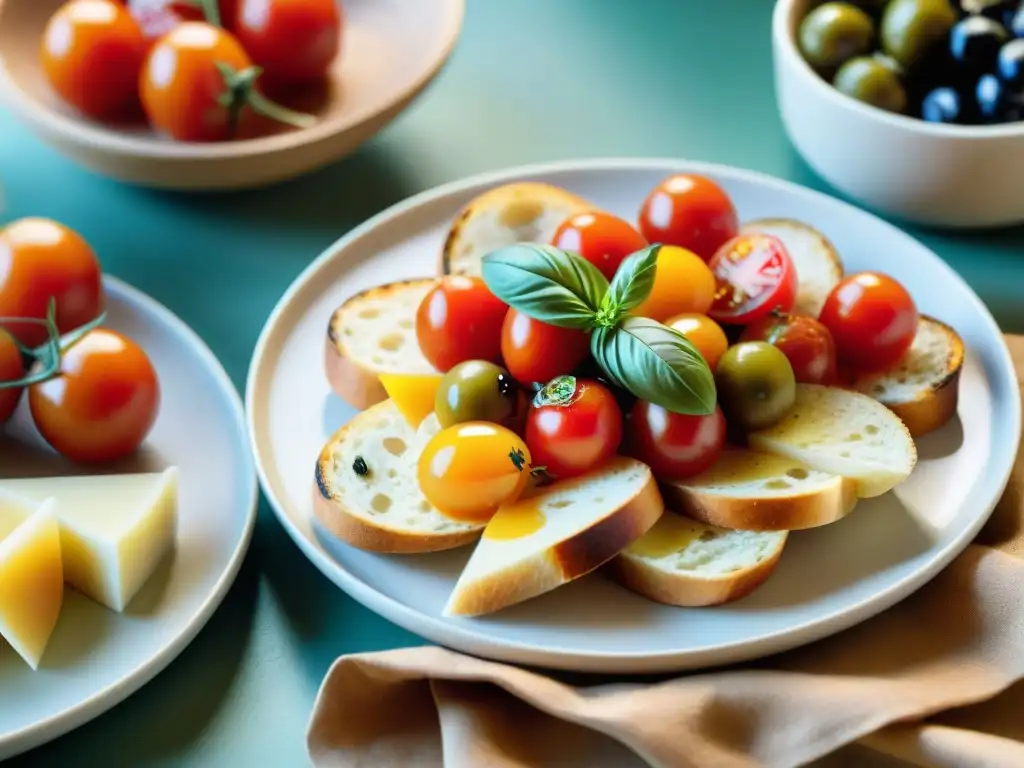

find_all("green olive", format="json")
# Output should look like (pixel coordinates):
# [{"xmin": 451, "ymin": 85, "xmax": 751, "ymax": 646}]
[
  {"xmin": 834, "ymin": 56, "xmax": 908, "ymax": 113},
  {"xmin": 714, "ymin": 342, "xmax": 797, "ymax": 432},
  {"xmin": 799, "ymin": 2, "xmax": 876, "ymax": 72},
  {"xmin": 881, "ymin": 0, "xmax": 957, "ymax": 69},
  {"xmin": 435, "ymin": 360, "xmax": 517, "ymax": 428}
]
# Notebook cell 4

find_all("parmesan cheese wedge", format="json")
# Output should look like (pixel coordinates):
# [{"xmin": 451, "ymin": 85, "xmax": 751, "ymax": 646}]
[{"xmin": 0, "ymin": 468, "xmax": 178, "ymax": 612}]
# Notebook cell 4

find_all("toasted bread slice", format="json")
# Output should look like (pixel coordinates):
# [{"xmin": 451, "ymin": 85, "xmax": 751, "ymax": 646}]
[
  {"xmin": 444, "ymin": 457, "xmax": 664, "ymax": 617},
  {"xmin": 608, "ymin": 512, "xmax": 787, "ymax": 607},
  {"xmin": 325, "ymin": 279, "xmax": 438, "ymax": 410},
  {"xmin": 313, "ymin": 401, "xmax": 484, "ymax": 553},
  {"xmin": 847, "ymin": 316, "xmax": 964, "ymax": 437},
  {"xmin": 740, "ymin": 218, "xmax": 843, "ymax": 317},
  {"xmin": 748, "ymin": 384, "xmax": 917, "ymax": 498},
  {"xmin": 441, "ymin": 182, "xmax": 593, "ymax": 276},
  {"xmin": 661, "ymin": 448, "xmax": 857, "ymax": 531}
]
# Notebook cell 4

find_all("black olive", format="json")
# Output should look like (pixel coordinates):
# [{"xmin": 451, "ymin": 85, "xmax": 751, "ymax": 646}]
[
  {"xmin": 950, "ymin": 15, "xmax": 1011, "ymax": 72},
  {"xmin": 961, "ymin": 0, "xmax": 1016, "ymax": 21},
  {"xmin": 921, "ymin": 85, "xmax": 968, "ymax": 121},
  {"xmin": 998, "ymin": 37, "xmax": 1024, "ymax": 85},
  {"xmin": 1010, "ymin": 3, "xmax": 1024, "ymax": 36}
]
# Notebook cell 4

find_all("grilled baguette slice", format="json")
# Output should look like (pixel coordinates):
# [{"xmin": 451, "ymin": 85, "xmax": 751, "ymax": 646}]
[
  {"xmin": 313, "ymin": 401, "xmax": 483, "ymax": 553},
  {"xmin": 661, "ymin": 449, "xmax": 857, "ymax": 531},
  {"xmin": 324, "ymin": 279, "xmax": 438, "ymax": 410},
  {"xmin": 444, "ymin": 457, "xmax": 664, "ymax": 617},
  {"xmin": 609, "ymin": 513, "xmax": 787, "ymax": 607},
  {"xmin": 440, "ymin": 182, "xmax": 593, "ymax": 276}
]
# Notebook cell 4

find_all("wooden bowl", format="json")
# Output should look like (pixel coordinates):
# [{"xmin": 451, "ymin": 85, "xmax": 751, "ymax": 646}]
[{"xmin": 0, "ymin": 0, "xmax": 464, "ymax": 191}]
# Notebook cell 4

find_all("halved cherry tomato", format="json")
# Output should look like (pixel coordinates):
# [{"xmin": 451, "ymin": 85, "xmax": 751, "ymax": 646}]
[
  {"xmin": 416, "ymin": 276, "xmax": 508, "ymax": 372},
  {"xmin": 0, "ymin": 218, "xmax": 104, "ymax": 349},
  {"xmin": 624, "ymin": 401, "xmax": 726, "ymax": 482},
  {"xmin": 664, "ymin": 313, "xmax": 729, "ymax": 371},
  {"xmin": 707, "ymin": 234, "xmax": 797, "ymax": 326},
  {"xmin": 417, "ymin": 422, "xmax": 532, "ymax": 523},
  {"xmin": 740, "ymin": 312, "xmax": 837, "ymax": 384},
  {"xmin": 500, "ymin": 309, "xmax": 590, "ymax": 386},
  {"xmin": 819, "ymin": 272, "xmax": 918, "ymax": 373},
  {"xmin": 29, "ymin": 329, "xmax": 160, "ymax": 464},
  {"xmin": 128, "ymin": 0, "xmax": 238, "ymax": 43},
  {"xmin": 638, "ymin": 174, "xmax": 739, "ymax": 261},
  {"xmin": 41, "ymin": 0, "xmax": 147, "ymax": 121},
  {"xmin": 631, "ymin": 246, "xmax": 716, "ymax": 322},
  {"xmin": 525, "ymin": 376, "xmax": 622, "ymax": 480},
  {"xmin": 0, "ymin": 330, "xmax": 25, "ymax": 424},
  {"xmin": 551, "ymin": 212, "xmax": 649, "ymax": 281},
  {"xmin": 233, "ymin": 0, "xmax": 342, "ymax": 84}
]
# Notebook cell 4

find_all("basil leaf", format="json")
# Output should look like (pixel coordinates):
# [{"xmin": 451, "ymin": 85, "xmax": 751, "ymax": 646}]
[
  {"xmin": 602, "ymin": 245, "xmax": 660, "ymax": 321},
  {"xmin": 481, "ymin": 244, "xmax": 609, "ymax": 329},
  {"xmin": 590, "ymin": 316, "xmax": 716, "ymax": 415}
]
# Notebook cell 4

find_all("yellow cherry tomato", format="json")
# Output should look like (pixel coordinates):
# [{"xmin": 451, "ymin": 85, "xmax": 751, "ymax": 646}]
[
  {"xmin": 632, "ymin": 245, "xmax": 716, "ymax": 322},
  {"xmin": 417, "ymin": 422, "xmax": 532, "ymax": 523},
  {"xmin": 665, "ymin": 313, "xmax": 729, "ymax": 371}
]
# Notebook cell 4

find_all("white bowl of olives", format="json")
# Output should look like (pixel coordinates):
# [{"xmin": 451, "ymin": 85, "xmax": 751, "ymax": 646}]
[{"xmin": 773, "ymin": 0, "xmax": 1024, "ymax": 227}]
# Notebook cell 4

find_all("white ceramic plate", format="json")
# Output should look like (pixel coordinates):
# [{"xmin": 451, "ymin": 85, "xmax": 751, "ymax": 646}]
[
  {"xmin": 246, "ymin": 159, "xmax": 1021, "ymax": 674},
  {"xmin": 0, "ymin": 277, "xmax": 258, "ymax": 759}
]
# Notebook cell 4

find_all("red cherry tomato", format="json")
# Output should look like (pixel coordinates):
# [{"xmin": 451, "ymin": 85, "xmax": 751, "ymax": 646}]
[
  {"xmin": 739, "ymin": 312, "xmax": 837, "ymax": 384},
  {"xmin": 500, "ymin": 309, "xmax": 590, "ymax": 385},
  {"xmin": 551, "ymin": 212, "xmax": 649, "ymax": 281},
  {"xmin": 638, "ymin": 174, "xmax": 739, "ymax": 261},
  {"xmin": 29, "ymin": 329, "xmax": 161, "ymax": 464},
  {"xmin": 128, "ymin": 0, "xmax": 238, "ymax": 43},
  {"xmin": 707, "ymin": 234, "xmax": 797, "ymax": 325},
  {"xmin": 233, "ymin": 0, "xmax": 342, "ymax": 84},
  {"xmin": 0, "ymin": 218, "xmax": 105, "ymax": 349},
  {"xmin": 415, "ymin": 276, "xmax": 508, "ymax": 372},
  {"xmin": 625, "ymin": 401, "xmax": 726, "ymax": 481},
  {"xmin": 819, "ymin": 272, "xmax": 919, "ymax": 373},
  {"xmin": 40, "ymin": 0, "xmax": 147, "ymax": 121},
  {"xmin": 525, "ymin": 377, "xmax": 623, "ymax": 480},
  {"xmin": 0, "ymin": 330, "xmax": 25, "ymax": 424}
]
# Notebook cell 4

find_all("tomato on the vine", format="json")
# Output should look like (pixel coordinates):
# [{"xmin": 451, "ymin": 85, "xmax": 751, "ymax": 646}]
[
  {"xmin": 0, "ymin": 218, "xmax": 104, "ymax": 349},
  {"xmin": 0, "ymin": 330, "xmax": 25, "ymax": 424},
  {"xmin": 624, "ymin": 401, "xmax": 726, "ymax": 481},
  {"xmin": 638, "ymin": 174, "xmax": 739, "ymax": 261},
  {"xmin": 29, "ymin": 329, "xmax": 160, "ymax": 464},
  {"xmin": 818, "ymin": 272, "xmax": 918, "ymax": 373},
  {"xmin": 707, "ymin": 234, "xmax": 797, "ymax": 325},
  {"xmin": 416, "ymin": 276, "xmax": 508, "ymax": 372},
  {"xmin": 233, "ymin": 0, "xmax": 342, "ymax": 84},
  {"xmin": 551, "ymin": 212, "xmax": 648, "ymax": 281},
  {"xmin": 740, "ymin": 312, "xmax": 837, "ymax": 384},
  {"xmin": 41, "ymin": 0, "xmax": 147, "ymax": 121},
  {"xmin": 664, "ymin": 313, "xmax": 729, "ymax": 371},
  {"xmin": 525, "ymin": 376, "xmax": 622, "ymax": 480},
  {"xmin": 127, "ymin": 0, "xmax": 238, "ymax": 43},
  {"xmin": 500, "ymin": 309, "xmax": 590, "ymax": 386}
]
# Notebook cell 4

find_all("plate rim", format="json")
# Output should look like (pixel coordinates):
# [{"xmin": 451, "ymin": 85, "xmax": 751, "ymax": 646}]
[
  {"xmin": 246, "ymin": 156, "xmax": 1022, "ymax": 673},
  {"xmin": 1, "ymin": 275, "xmax": 259, "ymax": 759}
]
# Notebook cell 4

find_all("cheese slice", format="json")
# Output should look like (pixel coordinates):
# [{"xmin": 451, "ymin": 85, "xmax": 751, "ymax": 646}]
[
  {"xmin": 0, "ymin": 492, "xmax": 63, "ymax": 670},
  {"xmin": 0, "ymin": 468, "xmax": 178, "ymax": 612}
]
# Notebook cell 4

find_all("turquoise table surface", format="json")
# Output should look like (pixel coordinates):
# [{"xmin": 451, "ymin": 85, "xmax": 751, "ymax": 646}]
[{"xmin": 4, "ymin": 1, "xmax": 1024, "ymax": 765}]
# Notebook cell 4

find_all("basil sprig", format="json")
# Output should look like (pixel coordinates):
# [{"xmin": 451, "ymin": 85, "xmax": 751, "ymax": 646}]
[{"xmin": 480, "ymin": 243, "xmax": 716, "ymax": 415}]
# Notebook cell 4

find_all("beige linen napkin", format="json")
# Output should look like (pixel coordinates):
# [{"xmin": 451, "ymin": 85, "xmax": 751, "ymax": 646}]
[{"xmin": 307, "ymin": 337, "xmax": 1024, "ymax": 768}]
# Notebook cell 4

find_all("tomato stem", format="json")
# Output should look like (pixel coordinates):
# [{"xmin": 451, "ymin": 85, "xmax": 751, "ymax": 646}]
[
  {"xmin": 215, "ymin": 62, "xmax": 317, "ymax": 139},
  {"xmin": 200, "ymin": 0, "xmax": 222, "ymax": 27}
]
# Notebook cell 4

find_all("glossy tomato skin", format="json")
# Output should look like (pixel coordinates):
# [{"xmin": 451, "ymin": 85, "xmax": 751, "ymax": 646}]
[
  {"xmin": 525, "ymin": 377, "xmax": 623, "ymax": 480},
  {"xmin": 41, "ymin": 0, "xmax": 147, "ymax": 121},
  {"xmin": 625, "ymin": 401, "xmax": 726, "ymax": 482},
  {"xmin": 819, "ymin": 272, "xmax": 918, "ymax": 373},
  {"xmin": 29, "ymin": 329, "xmax": 160, "ymax": 464},
  {"xmin": 500, "ymin": 309, "xmax": 590, "ymax": 386},
  {"xmin": 0, "ymin": 218, "xmax": 104, "ymax": 349},
  {"xmin": 234, "ymin": 0, "xmax": 342, "ymax": 84},
  {"xmin": 664, "ymin": 313, "xmax": 729, "ymax": 371},
  {"xmin": 0, "ymin": 330, "xmax": 25, "ymax": 424},
  {"xmin": 638, "ymin": 174, "xmax": 739, "ymax": 261},
  {"xmin": 416, "ymin": 276, "xmax": 508, "ymax": 372},
  {"xmin": 552, "ymin": 212, "xmax": 649, "ymax": 281},
  {"xmin": 128, "ymin": 0, "xmax": 238, "ymax": 43},
  {"xmin": 740, "ymin": 313, "xmax": 838, "ymax": 385},
  {"xmin": 707, "ymin": 234, "xmax": 797, "ymax": 326}
]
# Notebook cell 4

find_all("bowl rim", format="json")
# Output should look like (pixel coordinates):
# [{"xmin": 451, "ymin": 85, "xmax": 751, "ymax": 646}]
[
  {"xmin": 772, "ymin": 0, "xmax": 1024, "ymax": 139},
  {"xmin": 0, "ymin": 0, "xmax": 465, "ymax": 161}
]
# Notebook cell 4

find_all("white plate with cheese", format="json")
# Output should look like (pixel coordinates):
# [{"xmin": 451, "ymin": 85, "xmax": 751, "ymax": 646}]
[{"xmin": 0, "ymin": 277, "xmax": 257, "ymax": 760}]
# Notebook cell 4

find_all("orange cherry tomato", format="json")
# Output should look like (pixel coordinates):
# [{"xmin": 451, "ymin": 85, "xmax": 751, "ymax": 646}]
[
  {"xmin": 41, "ymin": 0, "xmax": 147, "ymax": 121},
  {"xmin": 552, "ymin": 212, "xmax": 649, "ymax": 281},
  {"xmin": 500, "ymin": 309, "xmax": 590, "ymax": 386},
  {"xmin": 664, "ymin": 313, "xmax": 729, "ymax": 371},
  {"xmin": 631, "ymin": 246, "xmax": 716, "ymax": 322},
  {"xmin": 234, "ymin": 0, "xmax": 342, "ymax": 84},
  {"xmin": 29, "ymin": 329, "xmax": 160, "ymax": 464},
  {"xmin": 0, "ymin": 330, "xmax": 25, "ymax": 424},
  {"xmin": 625, "ymin": 401, "xmax": 726, "ymax": 482},
  {"xmin": 128, "ymin": 0, "xmax": 238, "ymax": 43},
  {"xmin": 415, "ymin": 276, "xmax": 508, "ymax": 372},
  {"xmin": 740, "ymin": 312, "xmax": 838, "ymax": 384},
  {"xmin": 0, "ymin": 218, "xmax": 104, "ymax": 349},
  {"xmin": 638, "ymin": 174, "xmax": 739, "ymax": 261},
  {"xmin": 707, "ymin": 234, "xmax": 798, "ymax": 325}
]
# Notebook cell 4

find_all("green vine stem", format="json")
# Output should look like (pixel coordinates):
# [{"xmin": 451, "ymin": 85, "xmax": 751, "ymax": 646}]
[
  {"xmin": 215, "ymin": 63, "xmax": 317, "ymax": 139},
  {"xmin": 175, "ymin": 0, "xmax": 223, "ymax": 27}
]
